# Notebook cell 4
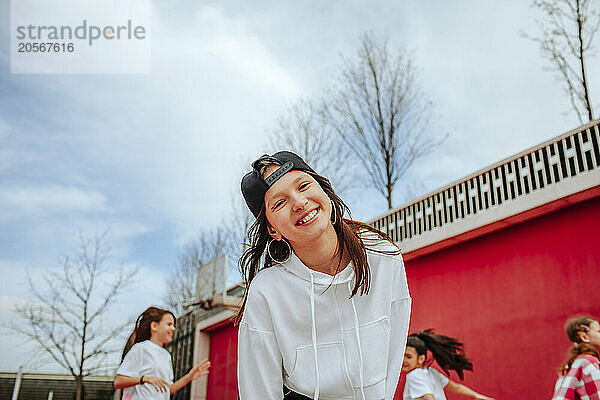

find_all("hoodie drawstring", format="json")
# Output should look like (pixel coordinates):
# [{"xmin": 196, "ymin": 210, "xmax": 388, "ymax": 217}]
[
  {"xmin": 310, "ymin": 273, "xmax": 320, "ymax": 400},
  {"xmin": 349, "ymin": 282, "xmax": 366, "ymax": 400},
  {"xmin": 305, "ymin": 264, "xmax": 365, "ymax": 400}
]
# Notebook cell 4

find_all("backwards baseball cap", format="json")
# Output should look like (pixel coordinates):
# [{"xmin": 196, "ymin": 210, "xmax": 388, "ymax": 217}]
[{"xmin": 241, "ymin": 151, "xmax": 315, "ymax": 218}]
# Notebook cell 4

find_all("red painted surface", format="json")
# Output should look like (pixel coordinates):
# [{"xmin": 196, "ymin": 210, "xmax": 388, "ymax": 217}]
[
  {"xmin": 206, "ymin": 323, "xmax": 239, "ymax": 400},
  {"xmin": 207, "ymin": 194, "xmax": 600, "ymax": 399},
  {"xmin": 395, "ymin": 194, "xmax": 600, "ymax": 399},
  {"xmin": 403, "ymin": 185, "xmax": 600, "ymax": 263}
]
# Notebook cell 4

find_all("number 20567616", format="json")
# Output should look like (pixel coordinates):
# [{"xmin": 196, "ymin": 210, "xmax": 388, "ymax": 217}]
[{"xmin": 18, "ymin": 42, "xmax": 74, "ymax": 52}]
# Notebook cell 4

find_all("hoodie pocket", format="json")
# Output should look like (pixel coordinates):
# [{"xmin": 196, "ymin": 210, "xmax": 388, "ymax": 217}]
[
  {"xmin": 286, "ymin": 342, "xmax": 354, "ymax": 398},
  {"xmin": 342, "ymin": 316, "xmax": 391, "ymax": 388}
]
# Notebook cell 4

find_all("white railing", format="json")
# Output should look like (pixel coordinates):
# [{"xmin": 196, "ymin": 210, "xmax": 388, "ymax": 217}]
[{"xmin": 370, "ymin": 120, "xmax": 600, "ymax": 252}]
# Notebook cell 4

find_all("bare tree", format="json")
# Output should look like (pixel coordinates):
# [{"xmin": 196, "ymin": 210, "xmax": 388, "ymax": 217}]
[
  {"xmin": 528, "ymin": 0, "xmax": 599, "ymax": 122},
  {"xmin": 402, "ymin": 180, "xmax": 428, "ymax": 204},
  {"xmin": 165, "ymin": 186, "xmax": 255, "ymax": 315},
  {"xmin": 323, "ymin": 33, "xmax": 445, "ymax": 210},
  {"xmin": 228, "ymin": 188, "xmax": 254, "ymax": 252},
  {"xmin": 165, "ymin": 226, "xmax": 240, "ymax": 315},
  {"xmin": 268, "ymin": 97, "xmax": 357, "ymax": 195},
  {"xmin": 14, "ymin": 231, "xmax": 138, "ymax": 400}
]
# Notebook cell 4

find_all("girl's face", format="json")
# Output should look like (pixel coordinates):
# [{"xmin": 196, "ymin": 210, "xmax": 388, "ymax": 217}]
[
  {"xmin": 151, "ymin": 313, "xmax": 176, "ymax": 346},
  {"xmin": 263, "ymin": 168, "xmax": 333, "ymax": 247},
  {"xmin": 402, "ymin": 346, "xmax": 425, "ymax": 373},
  {"xmin": 579, "ymin": 320, "xmax": 600, "ymax": 350}
]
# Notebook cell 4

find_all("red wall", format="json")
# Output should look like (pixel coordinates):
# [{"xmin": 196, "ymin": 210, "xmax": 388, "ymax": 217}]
[
  {"xmin": 206, "ymin": 323, "xmax": 239, "ymax": 400},
  {"xmin": 396, "ymin": 195, "xmax": 600, "ymax": 399},
  {"xmin": 207, "ymin": 196, "xmax": 600, "ymax": 399}
]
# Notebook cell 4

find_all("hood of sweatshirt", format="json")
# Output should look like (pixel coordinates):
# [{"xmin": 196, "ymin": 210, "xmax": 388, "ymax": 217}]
[{"xmin": 278, "ymin": 251, "xmax": 355, "ymax": 287}]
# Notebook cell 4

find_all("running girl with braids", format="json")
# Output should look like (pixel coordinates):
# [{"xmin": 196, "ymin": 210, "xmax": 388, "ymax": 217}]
[
  {"xmin": 552, "ymin": 315, "xmax": 600, "ymax": 400},
  {"xmin": 402, "ymin": 330, "xmax": 495, "ymax": 400},
  {"xmin": 237, "ymin": 151, "xmax": 411, "ymax": 400}
]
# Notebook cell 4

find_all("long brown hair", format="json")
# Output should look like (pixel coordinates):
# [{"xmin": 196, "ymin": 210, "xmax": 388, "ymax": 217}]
[
  {"xmin": 407, "ymin": 329, "xmax": 473, "ymax": 380},
  {"xmin": 235, "ymin": 158, "xmax": 400, "ymax": 323},
  {"xmin": 559, "ymin": 315, "xmax": 600, "ymax": 374},
  {"xmin": 121, "ymin": 307, "xmax": 176, "ymax": 360}
]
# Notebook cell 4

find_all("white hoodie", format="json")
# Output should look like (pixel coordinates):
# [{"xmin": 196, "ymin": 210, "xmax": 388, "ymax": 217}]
[{"xmin": 238, "ymin": 239, "xmax": 411, "ymax": 400}]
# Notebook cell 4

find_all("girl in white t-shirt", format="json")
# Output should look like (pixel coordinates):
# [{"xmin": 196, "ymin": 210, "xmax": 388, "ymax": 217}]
[
  {"xmin": 402, "ymin": 330, "xmax": 495, "ymax": 400},
  {"xmin": 114, "ymin": 307, "xmax": 211, "ymax": 400}
]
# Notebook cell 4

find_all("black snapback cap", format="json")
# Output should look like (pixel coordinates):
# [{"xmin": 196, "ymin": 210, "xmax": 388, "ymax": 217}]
[{"xmin": 241, "ymin": 151, "xmax": 315, "ymax": 218}]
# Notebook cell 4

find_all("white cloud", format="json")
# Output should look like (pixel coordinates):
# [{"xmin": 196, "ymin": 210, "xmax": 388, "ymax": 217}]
[
  {"xmin": 0, "ymin": 117, "xmax": 8, "ymax": 137},
  {"xmin": 1, "ymin": 4, "xmax": 304, "ymax": 245},
  {"xmin": 210, "ymin": 33, "xmax": 299, "ymax": 97},
  {"xmin": 185, "ymin": 5, "xmax": 300, "ymax": 97},
  {"xmin": 0, "ymin": 185, "xmax": 108, "ymax": 214}
]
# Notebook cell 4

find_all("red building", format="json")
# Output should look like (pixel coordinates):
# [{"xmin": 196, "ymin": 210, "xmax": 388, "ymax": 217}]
[{"xmin": 180, "ymin": 120, "xmax": 600, "ymax": 399}]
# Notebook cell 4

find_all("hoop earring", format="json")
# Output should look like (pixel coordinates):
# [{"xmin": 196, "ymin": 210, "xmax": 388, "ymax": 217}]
[
  {"xmin": 266, "ymin": 239, "xmax": 291, "ymax": 263},
  {"xmin": 330, "ymin": 200, "xmax": 337, "ymax": 225}
]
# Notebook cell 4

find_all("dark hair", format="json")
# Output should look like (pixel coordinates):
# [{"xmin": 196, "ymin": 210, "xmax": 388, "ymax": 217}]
[
  {"xmin": 235, "ymin": 158, "xmax": 400, "ymax": 323},
  {"xmin": 121, "ymin": 307, "xmax": 176, "ymax": 360},
  {"xmin": 559, "ymin": 315, "xmax": 600, "ymax": 374},
  {"xmin": 406, "ymin": 329, "xmax": 473, "ymax": 380}
]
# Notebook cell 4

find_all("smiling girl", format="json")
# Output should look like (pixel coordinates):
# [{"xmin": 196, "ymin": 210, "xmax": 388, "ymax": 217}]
[
  {"xmin": 114, "ymin": 307, "xmax": 211, "ymax": 400},
  {"xmin": 237, "ymin": 151, "xmax": 411, "ymax": 400}
]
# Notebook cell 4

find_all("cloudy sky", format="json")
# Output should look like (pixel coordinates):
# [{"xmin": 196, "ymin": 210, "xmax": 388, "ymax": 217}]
[{"xmin": 1, "ymin": 0, "xmax": 598, "ymax": 373}]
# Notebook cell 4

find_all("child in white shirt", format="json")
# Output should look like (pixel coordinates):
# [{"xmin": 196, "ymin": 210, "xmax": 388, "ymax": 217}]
[
  {"xmin": 114, "ymin": 307, "xmax": 211, "ymax": 400},
  {"xmin": 402, "ymin": 330, "xmax": 495, "ymax": 400}
]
